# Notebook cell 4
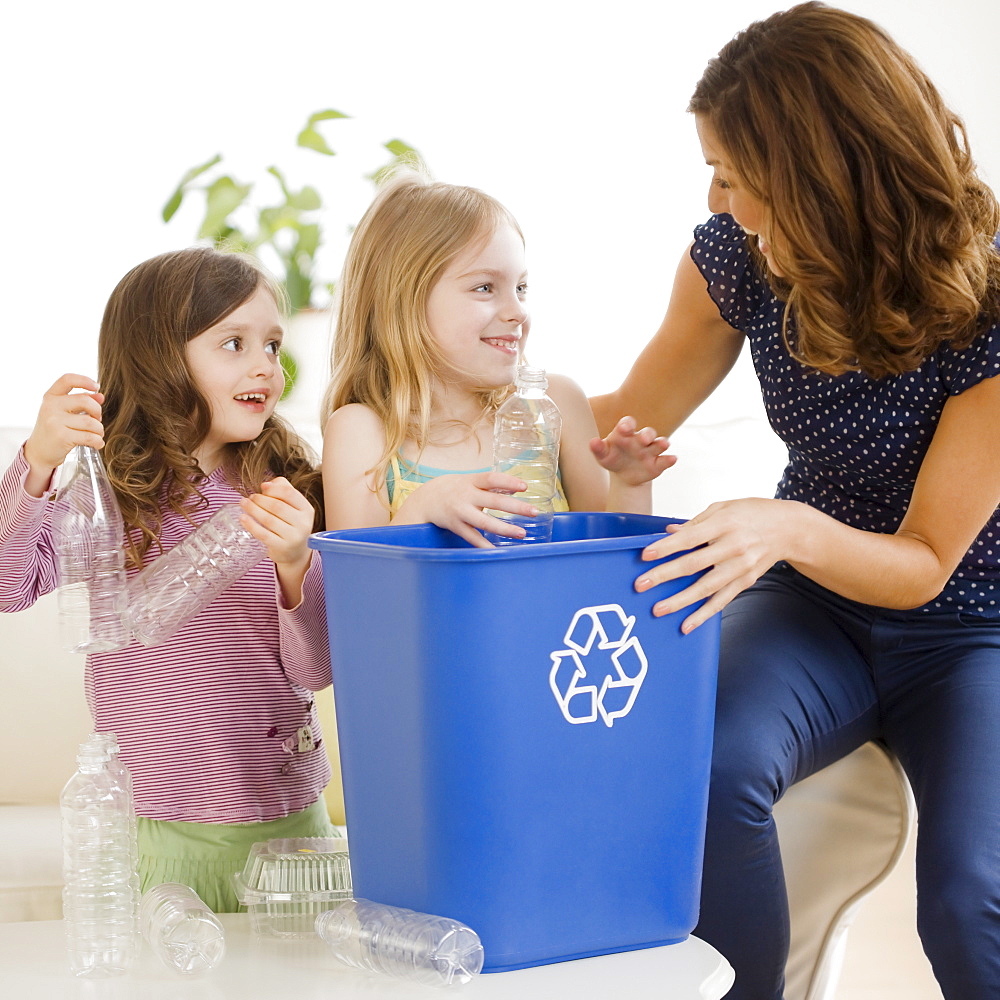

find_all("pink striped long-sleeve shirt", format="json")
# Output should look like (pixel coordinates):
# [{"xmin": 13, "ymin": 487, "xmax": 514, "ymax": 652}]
[{"xmin": 0, "ymin": 447, "xmax": 332, "ymax": 823}]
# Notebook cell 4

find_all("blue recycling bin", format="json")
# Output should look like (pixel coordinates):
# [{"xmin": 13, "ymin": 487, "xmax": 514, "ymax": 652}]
[{"xmin": 308, "ymin": 512, "xmax": 719, "ymax": 973}]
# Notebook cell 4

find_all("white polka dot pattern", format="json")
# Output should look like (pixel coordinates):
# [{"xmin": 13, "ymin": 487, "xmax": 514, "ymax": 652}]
[{"xmin": 691, "ymin": 213, "xmax": 1000, "ymax": 617}]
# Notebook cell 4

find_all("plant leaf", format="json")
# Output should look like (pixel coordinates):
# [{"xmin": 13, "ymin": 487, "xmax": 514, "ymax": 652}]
[
  {"xmin": 295, "ymin": 222, "xmax": 321, "ymax": 257},
  {"xmin": 308, "ymin": 109, "xmax": 349, "ymax": 125},
  {"xmin": 197, "ymin": 176, "xmax": 253, "ymax": 241},
  {"xmin": 267, "ymin": 165, "xmax": 292, "ymax": 200},
  {"xmin": 367, "ymin": 138, "xmax": 426, "ymax": 185},
  {"xmin": 162, "ymin": 153, "xmax": 222, "ymax": 222},
  {"xmin": 279, "ymin": 348, "xmax": 298, "ymax": 400},
  {"xmin": 297, "ymin": 126, "xmax": 335, "ymax": 156},
  {"xmin": 289, "ymin": 185, "xmax": 322, "ymax": 211}
]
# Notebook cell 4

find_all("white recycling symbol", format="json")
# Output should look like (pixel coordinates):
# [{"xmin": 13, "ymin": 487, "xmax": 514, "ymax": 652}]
[{"xmin": 548, "ymin": 604, "xmax": 648, "ymax": 727}]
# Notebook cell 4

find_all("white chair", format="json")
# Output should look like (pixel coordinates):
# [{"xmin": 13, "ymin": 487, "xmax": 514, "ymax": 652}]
[{"xmin": 776, "ymin": 741, "xmax": 916, "ymax": 1000}]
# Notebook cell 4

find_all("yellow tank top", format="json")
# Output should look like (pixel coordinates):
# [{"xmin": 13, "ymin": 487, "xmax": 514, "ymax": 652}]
[{"xmin": 387, "ymin": 454, "xmax": 569, "ymax": 519}]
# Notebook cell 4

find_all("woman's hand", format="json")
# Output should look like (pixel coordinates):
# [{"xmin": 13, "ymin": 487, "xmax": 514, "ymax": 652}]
[
  {"xmin": 393, "ymin": 471, "xmax": 539, "ymax": 548},
  {"xmin": 23, "ymin": 374, "xmax": 105, "ymax": 495},
  {"xmin": 589, "ymin": 415, "xmax": 676, "ymax": 486},
  {"xmin": 637, "ymin": 497, "xmax": 803, "ymax": 632},
  {"xmin": 240, "ymin": 477, "xmax": 317, "ymax": 606}
]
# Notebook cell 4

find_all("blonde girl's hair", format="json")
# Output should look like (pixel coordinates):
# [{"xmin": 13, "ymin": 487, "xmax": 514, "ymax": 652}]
[
  {"xmin": 689, "ymin": 1, "xmax": 1000, "ymax": 379},
  {"xmin": 97, "ymin": 246, "xmax": 324, "ymax": 567},
  {"xmin": 323, "ymin": 168, "xmax": 523, "ymax": 496}
]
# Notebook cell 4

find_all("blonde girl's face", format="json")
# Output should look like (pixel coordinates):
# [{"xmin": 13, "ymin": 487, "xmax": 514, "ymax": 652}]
[
  {"xmin": 696, "ymin": 115, "xmax": 784, "ymax": 278},
  {"xmin": 183, "ymin": 285, "xmax": 285, "ymax": 472},
  {"xmin": 424, "ymin": 222, "xmax": 528, "ymax": 390}
]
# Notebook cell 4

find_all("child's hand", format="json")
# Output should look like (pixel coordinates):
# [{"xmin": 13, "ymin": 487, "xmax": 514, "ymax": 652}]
[
  {"xmin": 240, "ymin": 478, "xmax": 317, "ymax": 606},
  {"xmin": 24, "ymin": 374, "xmax": 105, "ymax": 474},
  {"xmin": 394, "ymin": 472, "xmax": 539, "ymax": 548},
  {"xmin": 589, "ymin": 416, "xmax": 676, "ymax": 486}
]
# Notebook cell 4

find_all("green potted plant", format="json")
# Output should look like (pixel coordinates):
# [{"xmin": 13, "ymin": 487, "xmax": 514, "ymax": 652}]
[{"xmin": 162, "ymin": 110, "xmax": 422, "ymax": 411}]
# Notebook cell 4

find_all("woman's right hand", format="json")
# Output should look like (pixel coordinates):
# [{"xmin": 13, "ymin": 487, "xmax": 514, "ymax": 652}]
[
  {"xmin": 392, "ymin": 471, "xmax": 539, "ymax": 548},
  {"xmin": 23, "ymin": 374, "xmax": 105, "ymax": 485}
]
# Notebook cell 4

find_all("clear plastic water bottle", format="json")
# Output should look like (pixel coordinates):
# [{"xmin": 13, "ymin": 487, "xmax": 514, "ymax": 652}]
[
  {"xmin": 60, "ymin": 741, "xmax": 139, "ymax": 978},
  {"xmin": 315, "ymin": 899, "xmax": 484, "ymax": 987},
  {"xmin": 85, "ymin": 732, "xmax": 140, "ymax": 912},
  {"xmin": 51, "ymin": 445, "xmax": 129, "ymax": 653},
  {"xmin": 125, "ymin": 504, "xmax": 266, "ymax": 647},
  {"xmin": 140, "ymin": 883, "xmax": 226, "ymax": 975},
  {"xmin": 483, "ymin": 365, "xmax": 562, "ymax": 545}
]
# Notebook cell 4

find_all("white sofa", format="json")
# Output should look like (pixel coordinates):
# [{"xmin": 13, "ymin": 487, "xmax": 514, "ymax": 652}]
[{"xmin": 0, "ymin": 425, "xmax": 913, "ymax": 999}]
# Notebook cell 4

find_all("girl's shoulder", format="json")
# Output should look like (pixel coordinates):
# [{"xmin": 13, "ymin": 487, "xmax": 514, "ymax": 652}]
[
  {"xmin": 324, "ymin": 402, "xmax": 386, "ymax": 444},
  {"xmin": 542, "ymin": 372, "xmax": 587, "ymax": 407}
]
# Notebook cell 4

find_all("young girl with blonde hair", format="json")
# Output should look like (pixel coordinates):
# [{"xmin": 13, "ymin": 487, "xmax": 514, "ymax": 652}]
[
  {"xmin": 0, "ymin": 246, "xmax": 335, "ymax": 910},
  {"xmin": 322, "ymin": 171, "xmax": 674, "ymax": 538}
]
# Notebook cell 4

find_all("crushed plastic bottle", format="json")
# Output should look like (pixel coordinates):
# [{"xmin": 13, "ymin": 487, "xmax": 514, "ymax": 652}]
[
  {"xmin": 125, "ymin": 503, "xmax": 266, "ymax": 646},
  {"xmin": 140, "ymin": 883, "xmax": 226, "ymax": 975},
  {"xmin": 316, "ymin": 898, "xmax": 484, "ymax": 987}
]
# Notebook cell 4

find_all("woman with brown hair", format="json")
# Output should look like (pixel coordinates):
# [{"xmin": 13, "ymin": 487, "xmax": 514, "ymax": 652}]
[{"xmin": 591, "ymin": 4, "xmax": 1000, "ymax": 996}]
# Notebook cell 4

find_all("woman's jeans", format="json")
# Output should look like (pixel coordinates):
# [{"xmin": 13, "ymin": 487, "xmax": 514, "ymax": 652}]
[{"xmin": 693, "ymin": 566, "xmax": 1000, "ymax": 999}]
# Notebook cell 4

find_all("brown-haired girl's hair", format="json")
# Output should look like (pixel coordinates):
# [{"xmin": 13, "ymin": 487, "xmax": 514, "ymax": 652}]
[
  {"xmin": 98, "ymin": 246, "xmax": 323, "ymax": 566},
  {"xmin": 323, "ymin": 167, "xmax": 522, "ymax": 495},
  {"xmin": 689, "ymin": 1, "xmax": 1000, "ymax": 378}
]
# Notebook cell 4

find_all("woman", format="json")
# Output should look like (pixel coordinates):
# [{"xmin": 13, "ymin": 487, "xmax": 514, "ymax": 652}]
[{"xmin": 591, "ymin": 4, "xmax": 1000, "ymax": 997}]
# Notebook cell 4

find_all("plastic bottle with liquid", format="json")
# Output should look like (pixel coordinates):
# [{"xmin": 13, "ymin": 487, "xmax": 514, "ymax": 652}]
[
  {"xmin": 315, "ymin": 898, "xmax": 484, "ymax": 987},
  {"xmin": 60, "ymin": 740, "xmax": 139, "ymax": 978},
  {"xmin": 483, "ymin": 365, "xmax": 562, "ymax": 545},
  {"xmin": 51, "ymin": 445, "xmax": 130, "ymax": 653},
  {"xmin": 140, "ymin": 883, "xmax": 226, "ymax": 975},
  {"xmin": 125, "ymin": 503, "xmax": 266, "ymax": 647}
]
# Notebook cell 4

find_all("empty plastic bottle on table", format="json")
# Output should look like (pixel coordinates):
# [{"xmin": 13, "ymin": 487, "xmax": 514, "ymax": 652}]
[
  {"xmin": 483, "ymin": 365, "xmax": 562, "ymax": 545},
  {"xmin": 126, "ymin": 503, "xmax": 266, "ymax": 647},
  {"xmin": 60, "ymin": 739, "xmax": 139, "ymax": 978},
  {"xmin": 84, "ymin": 732, "xmax": 141, "ymax": 912},
  {"xmin": 315, "ymin": 898, "xmax": 484, "ymax": 987},
  {"xmin": 140, "ymin": 882, "xmax": 226, "ymax": 975},
  {"xmin": 51, "ymin": 445, "xmax": 130, "ymax": 653}
]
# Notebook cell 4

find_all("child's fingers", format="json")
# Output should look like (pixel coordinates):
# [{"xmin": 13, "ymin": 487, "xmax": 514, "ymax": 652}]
[
  {"xmin": 475, "ymin": 472, "xmax": 527, "ymax": 495},
  {"xmin": 589, "ymin": 436, "xmax": 610, "ymax": 460},
  {"xmin": 48, "ymin": 373, "xmax": 101, "ymax": 398}
]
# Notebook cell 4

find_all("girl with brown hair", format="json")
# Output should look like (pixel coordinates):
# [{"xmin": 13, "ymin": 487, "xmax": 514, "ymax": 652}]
[
  {"xmin": 592, "ymin": 4, "xmax": 1000, "ymax": 996},
  {"xmin": 0, "ymin": 246, "xmax": 335, "ymax": 910}
]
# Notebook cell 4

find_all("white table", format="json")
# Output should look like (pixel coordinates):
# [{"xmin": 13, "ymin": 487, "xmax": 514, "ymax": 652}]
[{"xmin": 0, "ymin": 914, "xmax": 734, "ymax": 998}]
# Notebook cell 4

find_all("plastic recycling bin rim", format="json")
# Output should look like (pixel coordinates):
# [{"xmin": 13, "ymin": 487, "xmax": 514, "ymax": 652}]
[{"xmin": 308, "ymin": 511, "xmax": 678, "ymax": 563}]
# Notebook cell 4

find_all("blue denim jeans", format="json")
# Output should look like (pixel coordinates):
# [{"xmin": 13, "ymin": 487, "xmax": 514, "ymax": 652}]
[{"xmin": 693, "ymin": 565, "xmax": 1000, "ymax": 999}]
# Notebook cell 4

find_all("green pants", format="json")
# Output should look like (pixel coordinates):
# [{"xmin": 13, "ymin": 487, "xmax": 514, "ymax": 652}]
[{"xmin": 137, "ymin": 798, "xmax": 341, "ymax": 912}]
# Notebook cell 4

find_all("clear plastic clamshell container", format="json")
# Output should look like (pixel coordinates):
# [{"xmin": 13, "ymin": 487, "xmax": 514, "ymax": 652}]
[{"xmin": 232, "ymin": 836, "xmax": 352, "ymax": 937}]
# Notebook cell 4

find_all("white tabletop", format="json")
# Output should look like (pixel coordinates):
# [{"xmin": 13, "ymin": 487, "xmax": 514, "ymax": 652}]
[{"xmin": 0, "ymin": 914, "xmax": 734, "ymax": 998}]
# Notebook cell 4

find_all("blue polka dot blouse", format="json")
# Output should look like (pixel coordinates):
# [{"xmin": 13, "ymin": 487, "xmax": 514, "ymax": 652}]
[{"xmin": 691, "ymin": 213, "xmax": 1000, "ymax": 618}]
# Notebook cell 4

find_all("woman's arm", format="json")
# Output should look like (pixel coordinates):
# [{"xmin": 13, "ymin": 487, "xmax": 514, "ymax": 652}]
[
  {"xmin": 590, "ymin": 247, "xmax": 746, "ymax": 437},
  {"xmin": 637, "ymin": 372, "xmax": 1000, "ymax": 630}
]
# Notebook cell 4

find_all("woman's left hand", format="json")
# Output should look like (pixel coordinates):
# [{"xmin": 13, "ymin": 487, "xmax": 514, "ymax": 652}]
[{"xmin": 637, "ymin": 497, "xmax": 801, "ymax": 632}]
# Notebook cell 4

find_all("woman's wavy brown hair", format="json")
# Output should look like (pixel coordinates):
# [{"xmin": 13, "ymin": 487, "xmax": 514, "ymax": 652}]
[
  {"xmin": 689, "ymin": 1, "xmax": 1000, "ymax": 378},
  {"xmin": 98, "ymin": 246, "xmax": 323, "ymax": 566}
]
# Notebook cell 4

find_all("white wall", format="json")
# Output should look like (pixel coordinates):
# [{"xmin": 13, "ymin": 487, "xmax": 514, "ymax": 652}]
[{"xmin": 4, "ymin": 0, "xmax": 997, "ymax": 514}]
